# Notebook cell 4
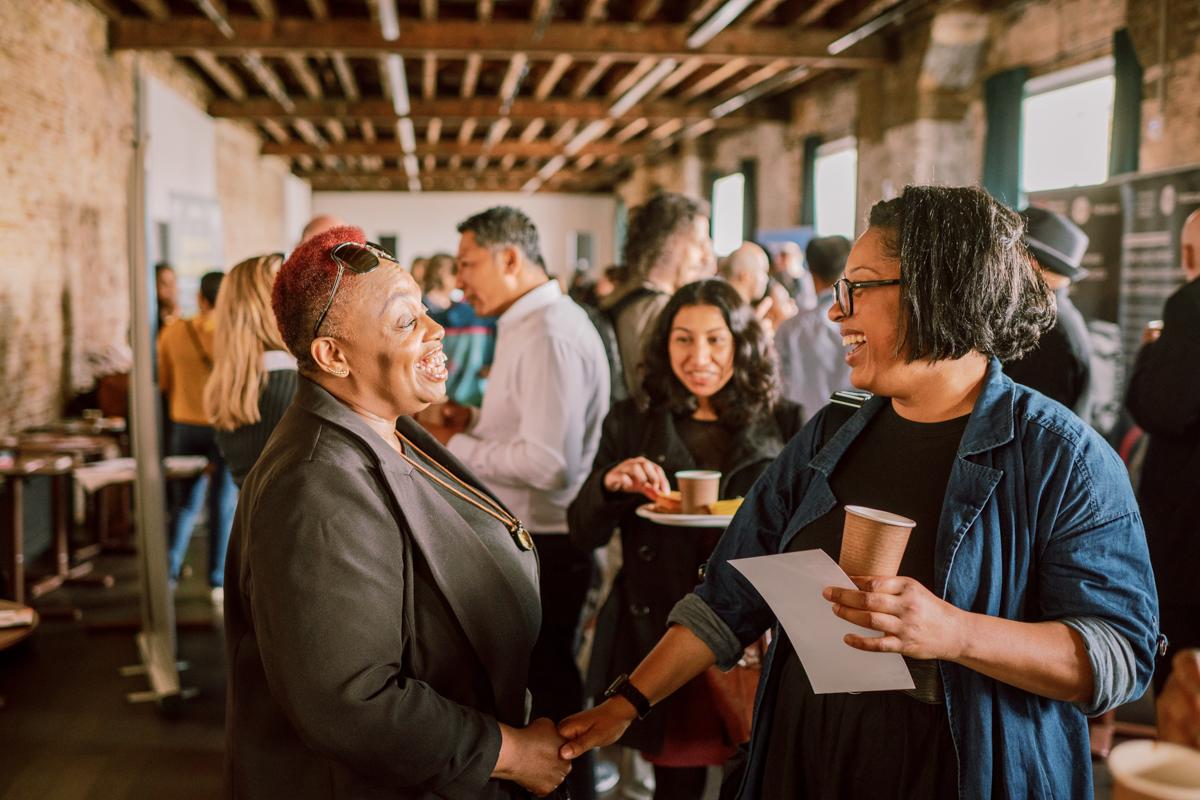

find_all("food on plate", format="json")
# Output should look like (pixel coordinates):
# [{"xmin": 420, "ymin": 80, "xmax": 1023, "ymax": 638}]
[
  {"xmin": 648, "ymin": 490, "xmax": 682, "ymax": 513},
  {"xmin": 705, "ymin": 497, "xmax": 744, "ymax": 516}
]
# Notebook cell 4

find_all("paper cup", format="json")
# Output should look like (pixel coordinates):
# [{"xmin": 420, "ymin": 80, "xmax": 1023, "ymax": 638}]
[
  {"xmin": 676, "ymin": 470, "xmax": 721, "ymax": 514},
  {"xmin": 1108, "ymin": 740, "xmax": 1200, "ymax": 799},
  {"xmin": 838, "ymin": 505, "xmax": 917, "ymax": 577}
]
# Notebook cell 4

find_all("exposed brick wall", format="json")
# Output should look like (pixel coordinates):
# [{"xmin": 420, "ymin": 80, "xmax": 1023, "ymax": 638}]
[
  {"xmin": 216, "ymin": 121, "xmax": 294, "ymax": 263},
  {"xmin": 711, "ymin": 122, "xmax": 800, "ymax": 230},
  {"xmin": 1127, "ymin": 0, "xmax": 1200, "ymax": 172},
  {"xmin": 0, "ymin": 0, "xmax": 298, "ymax": 435}
]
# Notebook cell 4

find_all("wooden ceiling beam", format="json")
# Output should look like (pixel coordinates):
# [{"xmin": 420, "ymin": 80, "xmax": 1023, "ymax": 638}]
[
  {"xmin": 534, "ymin": 54, "xmax": 573, "ymax": 101},
  {"xmin": 421, "ymin": 0, "xmax": 438, "ymax": 20},
  {"xmin": 740, "ymin": 0, "xmax": 787, "ymax": 25},
  {"xmin": 605, "ymin": 56, "xmax": 657, "ymax": 102},
  {"xmin": 571, "ymin": 56, "xmax": 613, "ymax": 99},
  {"xmin": 457, "ymin": 118, "xmax": 478, "ymax": 144},
  {"xmin": 284, "ymin": 53, "xmax": 323, "ymax": 99},
  {"xmin": 796, "ymin": 0, "xmax": 844, "ymax": 27},
  {"xmin": 130, "ymin": 0, "xmax": 170, "ymax": 20},
  {"xmin": 330, "ymin": 53, "xmax": 360, "ymax": 100},
  {"xmin": 246, "ymin": 0, "xmax": 277, "ymax": 20},
  {"xmin": 207, "ymin": 96, "xmax": 768, "ymax": 125},
  {"xmin": 634, "ymin": 0, "xmax": 664, "ymax": 23},
  {"xmin": 191, "ymin": 52, "xmax": 247, "ymax": 100},
  {"xmin": 477, "ymin": 0, "xmax": 493, "ymax": 21},
  {"xmin": 582, "ymin": 0, "xmax": 608, "ymax": 23},
  {"xmin": 498, "ymin": 54, "xmax": 529, "ymax": 104},
  {"xmin": 646, "ymin": 56, "xmax": 703, "ymax": 100},
  {"xmin": 304, "ymin": 0, "xmax": 328, "ymax": 19},
  {"xmin": 461, "ymin": 53, "xmax": 482, "ymax": 98},
  {"xmin": 426, "ymin": 117, "xmax": 442, "ymax": 143},
  {"xmin": 422, "ymin": 53, "xmax": 438, "ymax": 100},
  {"xmin": 266, "ymin": 140, "xmax": 639, "ymax": 158},
  {"xmin": 678, "ymin": 57, "xmax": 748, "ymax": 100},
  {"xmin": 519, "ymin": 118, "xmax": 545, "ymax": 142},
  {"xmin": 305, "ymin": 171, "xmax": 614, "ymax": 192},
  {"xmin": 110, "ymin": 19, "xmax": 885, "ymax": 67}
]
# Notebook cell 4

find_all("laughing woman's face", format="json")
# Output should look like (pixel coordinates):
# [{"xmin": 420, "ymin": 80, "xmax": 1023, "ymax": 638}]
[{"xmin": 337, "ymin": 266, "xmax": 448, "ymax": 418}]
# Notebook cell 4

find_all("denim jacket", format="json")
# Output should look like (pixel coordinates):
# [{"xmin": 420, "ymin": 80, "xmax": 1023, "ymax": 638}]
[{"xmin": 681, "ymin": 359, "xmax": 1158, "ymax": 799}]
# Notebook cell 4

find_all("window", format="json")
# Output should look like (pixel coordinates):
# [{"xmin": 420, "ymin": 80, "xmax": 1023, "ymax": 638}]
[
  {"xmin": 813, "ymin": 137, "xmax": 858, "ymax": 240},
  {"xmin": 1021, "ymin": 58, "xmax": 1115, "ymax": 195},
  {"xmin": 712, "ymin": 172, "xmax": 745, "ymax": 257}
]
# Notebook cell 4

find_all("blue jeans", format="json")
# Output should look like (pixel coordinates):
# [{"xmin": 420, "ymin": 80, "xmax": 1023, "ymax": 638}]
[{"xmin": 167, "ymin": 423, "xmax": 237, "ymax": 587}]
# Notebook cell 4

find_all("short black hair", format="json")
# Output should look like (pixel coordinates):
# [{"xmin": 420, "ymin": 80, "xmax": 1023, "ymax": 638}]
[
  {"xmin": 457, "ymin": 206, "xmax": 545, "ymax": 270},
  {"xmin": 868, "ymin": 185, "xmax": 1054, "ymax": 363},
  {"xmin": 640, "ymin": 279, "xmax": 778, "ymax": 427},
  {"xmin": 805, "ymin": 235, "xmax": 851, "ymax": 285},
  {"xmin": 155, "ymin": 262, "xmax": 174, "ymax": 276},
  {"xmin": 623, "ymin": 193, "xmax": 710, "ymax": 282},
  {"xmin": 200, "ymin": 271, "xmax": 225, "ymax": 307}
]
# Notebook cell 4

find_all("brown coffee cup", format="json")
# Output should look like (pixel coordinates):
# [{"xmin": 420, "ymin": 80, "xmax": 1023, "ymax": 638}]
[
  {"xmin": 676, "ymin": 470, "xmax": 721, "ymax": 514},
  {"xmin": 838, "ymin": 505, "xmax": 917, "ymax": 577}
]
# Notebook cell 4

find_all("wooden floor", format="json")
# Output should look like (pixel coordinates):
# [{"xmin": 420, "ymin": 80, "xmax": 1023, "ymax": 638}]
[{"xmin": 0, "ymin": 546, "xmax": 226, "ymax": 800}]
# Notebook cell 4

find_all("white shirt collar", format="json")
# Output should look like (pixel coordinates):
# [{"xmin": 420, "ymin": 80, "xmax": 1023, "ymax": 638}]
[{"xmin": 498, "ymin": 280, "xmax": 561, "ymax": 328}]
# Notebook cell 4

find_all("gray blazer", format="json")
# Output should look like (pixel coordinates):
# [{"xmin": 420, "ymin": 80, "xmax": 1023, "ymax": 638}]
[{"xmin": 224, "ymin": 378, "xmax": 541, "ymax": 799}]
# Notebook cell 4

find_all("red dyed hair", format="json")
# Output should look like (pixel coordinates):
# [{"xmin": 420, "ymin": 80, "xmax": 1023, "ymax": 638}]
[{"xmin": 272, "ymin": 224, "xmax": 366, "ymax": 369}]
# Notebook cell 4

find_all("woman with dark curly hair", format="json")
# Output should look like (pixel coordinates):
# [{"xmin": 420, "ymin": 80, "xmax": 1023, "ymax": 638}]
[
  {"xmin": 567, "ymin": 278, "xmax": 803, "ymax": 798},
  {"xmin": 559, "ymin": 186, "xmax": 1159, "ymax": 799}
]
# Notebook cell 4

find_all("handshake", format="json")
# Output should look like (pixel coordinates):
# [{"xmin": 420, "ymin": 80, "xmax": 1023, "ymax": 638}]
[{"xmin": 493, "ymin": 697, "xmax": 641, "ymax": 797}]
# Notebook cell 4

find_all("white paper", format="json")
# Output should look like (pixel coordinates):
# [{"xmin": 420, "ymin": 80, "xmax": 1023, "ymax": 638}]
[{"xmin": 730, "ymin": 549, "xmax": 914, "ymax": 694}]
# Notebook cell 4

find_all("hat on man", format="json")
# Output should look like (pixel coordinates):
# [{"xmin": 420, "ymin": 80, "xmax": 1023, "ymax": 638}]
[{"xmin": 1021, "ymin": 206, "xmax": 1089, "ymax": 281}]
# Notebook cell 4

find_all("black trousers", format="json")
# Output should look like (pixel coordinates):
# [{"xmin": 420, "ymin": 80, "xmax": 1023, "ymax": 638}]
[{"xmin": 530, "ymin": 534, "xmax": 595, "ymax": 800}]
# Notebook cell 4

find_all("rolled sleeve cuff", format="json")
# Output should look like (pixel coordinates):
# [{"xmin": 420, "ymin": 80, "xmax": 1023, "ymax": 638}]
[
  {"xmin": 668, "ymin": 593, "xmax": 744, "ymax": 671},
  {"xmin": 1062, "ymin": 615, "xmax": 1138, "ymax": 716}
]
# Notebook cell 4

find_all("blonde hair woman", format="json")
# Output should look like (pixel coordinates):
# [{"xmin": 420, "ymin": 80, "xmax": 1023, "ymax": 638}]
[{"xmin": 204, "ymin": 252, "xmax": 298, "ymax": 487}]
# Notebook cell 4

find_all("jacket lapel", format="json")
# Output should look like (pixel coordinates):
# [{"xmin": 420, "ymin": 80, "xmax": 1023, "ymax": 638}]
[{"xmin": 295, "ymin": 380, "xmax": 537, "ymax": 725}]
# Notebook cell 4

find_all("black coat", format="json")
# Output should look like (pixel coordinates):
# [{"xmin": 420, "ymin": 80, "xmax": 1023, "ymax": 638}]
[
  {"xmin": 225, "ymin": 378, "xmax": 540, "ymax": 799},
  {"xmin": 1004, "ymin": 289, "xmax": 1092, "ymax": 415},
  {"xmin": 567, "ymin": 398, "xmax": 803, "ymax": 753},
  {"xmin": 1126, "ymin": 278, "xmax": 1200, "ymax": 604}
]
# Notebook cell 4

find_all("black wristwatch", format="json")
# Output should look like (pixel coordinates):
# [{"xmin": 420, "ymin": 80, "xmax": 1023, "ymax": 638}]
[{"xmin": 603, "ymin": 673, "xmax": 652, "ymax": 720}]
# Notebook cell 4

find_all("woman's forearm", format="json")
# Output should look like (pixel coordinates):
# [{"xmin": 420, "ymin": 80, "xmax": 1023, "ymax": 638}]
[
  {"xmin": 952, "ymin": 615, "xmax": 1093, "ymax": 704},
  {"xmin": 628, "ymin": 625, "xmax": 717, "ymax": 705}
]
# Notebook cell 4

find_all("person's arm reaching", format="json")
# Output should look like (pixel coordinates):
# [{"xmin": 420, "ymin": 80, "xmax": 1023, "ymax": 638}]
[{"xmin": 557, "ymin": 626, "xmax": 716, "ymax": 760}]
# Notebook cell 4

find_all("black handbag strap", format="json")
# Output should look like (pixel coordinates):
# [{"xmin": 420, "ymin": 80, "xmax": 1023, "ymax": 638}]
[{"xmin": 819, "ymin": 389, "xmax": 871, "ymax": 449}]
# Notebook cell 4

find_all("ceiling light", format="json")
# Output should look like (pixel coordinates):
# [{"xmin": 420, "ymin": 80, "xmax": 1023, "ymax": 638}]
[
  {"xmin": 379, "ymin": 0, "xmax": 401, "ymax": 41},
  {"xmin": 396, "ymin": 118, "xmax": 417, "ymax": 154},
  {"xmin": 403, "ymin": 154, "xmax": 420, "ymax": 176},
  {"xmin": 563, "ymin": 120, "xmax": 609, "ymax": 156},
  {"xmin": 827, "ymin": 0, "xmax": 922, "ymax": 55},
  {"xmin": 686, "ymin": 0, "xmax": 756, "ymax": 49},
  {"xmin": 537, "ymin": 155, "xmax": 567, "ymax": 180},
  {"xmin": 385, "ymin": 54, "xmax": 410, "ymax": 117},
  {"xmin": 608, "ymin": 58, "xmax": 677, "ymax": 117}
]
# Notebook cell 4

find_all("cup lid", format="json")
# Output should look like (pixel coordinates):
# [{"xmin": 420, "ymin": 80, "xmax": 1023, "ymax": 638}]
[
  {"xmin": 844, "ymin": 505, "xmax": 917, "ymax": 528},
  {"xmin": 676, "ymin": 470, "xmax": 721, "ymax": 479}
]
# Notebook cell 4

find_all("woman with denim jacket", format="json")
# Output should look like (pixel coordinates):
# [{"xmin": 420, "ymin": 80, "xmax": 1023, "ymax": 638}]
[{"xmin": 556, "ymin": 185, "xmax": 1160, "ymax": 799}]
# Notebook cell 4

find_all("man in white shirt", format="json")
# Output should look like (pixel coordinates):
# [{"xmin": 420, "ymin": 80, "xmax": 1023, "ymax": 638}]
[{"xmin": 436, "ymin": 206, "xmax": 610, "ymax": 800}]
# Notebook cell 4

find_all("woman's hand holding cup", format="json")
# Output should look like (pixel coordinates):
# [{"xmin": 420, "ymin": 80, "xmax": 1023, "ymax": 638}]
[
  {"xmin": 823, "ymin": 576, "xmax": 968, "ymax": 661},
  {"xmin": 603, "ymin": 456, "xmax": 670, "ymax": 498}
]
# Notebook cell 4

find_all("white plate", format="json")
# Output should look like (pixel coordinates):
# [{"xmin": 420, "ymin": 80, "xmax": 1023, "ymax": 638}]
[{"xmin": 635, "ymin": 503, "xmax": 733, "ymax": 528}]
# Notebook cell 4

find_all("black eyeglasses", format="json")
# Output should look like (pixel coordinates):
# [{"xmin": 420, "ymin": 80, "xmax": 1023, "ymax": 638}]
[
  {"xmin": 832, "ymin": 277, "xmax": 902, "ymax": 317},
  {"xmin": 312, "ymin": 241, "xmax": 398, "ymax": 339}
]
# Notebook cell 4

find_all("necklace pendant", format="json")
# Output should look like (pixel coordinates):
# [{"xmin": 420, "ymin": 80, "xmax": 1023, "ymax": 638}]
[{"xmin": 510, "ymin": 523, "xmax": 535, "ymax": 552}]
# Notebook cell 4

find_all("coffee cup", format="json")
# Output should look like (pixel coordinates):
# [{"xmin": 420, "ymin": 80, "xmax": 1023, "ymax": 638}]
[
  {"xmin": 676, "ymin": 470, "xmax": 721, "ymax": 514},
  {"xmin": 1108, "ymin": 740, "xmax": 1200, "ymax": 799},
  {"xmin": 839, "ymin": 505, "xmax": 917, "ymax": 577}
]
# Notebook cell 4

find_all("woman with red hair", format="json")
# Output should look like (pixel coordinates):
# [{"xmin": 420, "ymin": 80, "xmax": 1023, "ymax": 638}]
[{"xmin": 224, "ymin": 226, "xmax": 569, "ymax": 799}]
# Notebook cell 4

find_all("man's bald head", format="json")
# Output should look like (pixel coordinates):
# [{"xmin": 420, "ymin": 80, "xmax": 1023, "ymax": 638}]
[
  {"xmin": 1182, "ymin": 209, "xmax": 1200, "ymax": 283},
  {"xmin": 720, "ymin": 242, "xmax": 770, "ymax": 304},
  {"xmin": 301, "ymin": 214, "xmax": 347, "ymax": 243}
]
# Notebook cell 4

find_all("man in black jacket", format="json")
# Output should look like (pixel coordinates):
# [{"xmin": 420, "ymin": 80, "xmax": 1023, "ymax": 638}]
[
  {"xmin": 1004, "ymin": 207, "xmax": 1093, "ymax": 416},
  {"xmin": 1126, "ymin": 209, "xmax": 1200, "ymax": 691}
]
